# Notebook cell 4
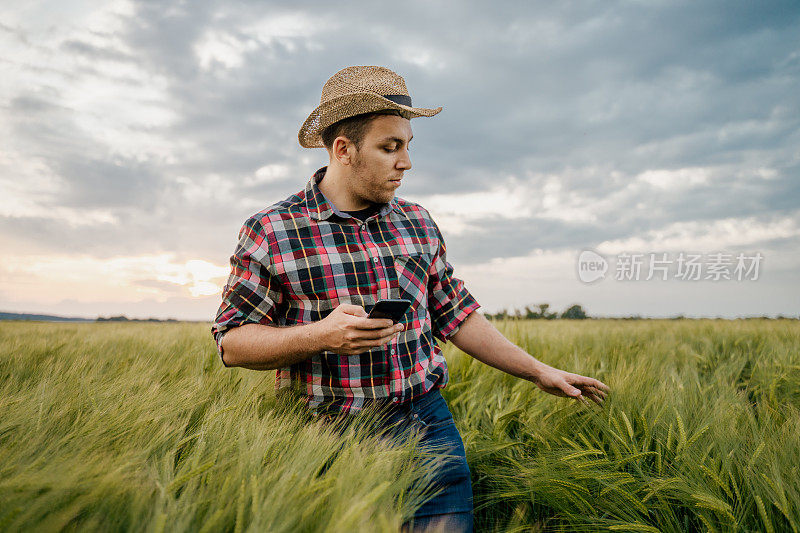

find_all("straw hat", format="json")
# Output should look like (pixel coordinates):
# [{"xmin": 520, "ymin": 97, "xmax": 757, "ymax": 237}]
[{"xmin": 298, "ymin": 65, "xmax": 442, "ymax": 148}]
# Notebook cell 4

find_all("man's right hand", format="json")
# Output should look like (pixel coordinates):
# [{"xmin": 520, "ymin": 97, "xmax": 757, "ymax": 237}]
[{"xmin": 314, "ymin": 304, "xmax": 405, "ymax": 356}]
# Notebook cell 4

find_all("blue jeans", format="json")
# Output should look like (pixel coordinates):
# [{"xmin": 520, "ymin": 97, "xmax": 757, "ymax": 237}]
[
  {"xmin": 402, "ymin": 510, "xmax": 474, "ymax": 532},
  {"xmin": 315, "ymin": 388, "xmax": 474, "ymax": 532}
]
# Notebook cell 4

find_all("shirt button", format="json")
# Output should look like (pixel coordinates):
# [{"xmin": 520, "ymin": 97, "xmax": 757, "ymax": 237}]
[
  {"xmin": 413, "ymin": 414, "xmax": 419, "ymax": 419},
  {"xmin": 390, "ymin": 348, "xmax": 396, "ymax": 355},
  {"xmin": 373, "ymin": 257, "xmax": 379, "ymax": 263},
  {"xmin": 392, "ymin": 397, "xmax": 399, "ymax": 403}
]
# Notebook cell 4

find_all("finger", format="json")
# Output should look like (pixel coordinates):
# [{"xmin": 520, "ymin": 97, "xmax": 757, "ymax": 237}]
[
  {"xmin": 574, "ymin": 376, "xmax": 610, "ymax": 393},
  {"xmin": 585, "ymin": 391, "xmax": 604, "ymax": 406},
  {"xmin": 354, "ymin": 323, "xmax": 404, "ymax": 340},
  {"xmin": 338, "ymin": 304, "xmax": 368, "ymax": 317},
  {"xmin": 593, "ymin": 380, "xmax": 610, "ymax": 392},
  {"xmin": 340, "ymin": 332, "xmax": 401, "ymax": 355},
  {"xmin": 569, "ymin": 383, "xmax": 603, "ymax": 406},
  {"xmin": 351, "ymin": 329, "xmax": 402, "ymax": 350},
  {"xmin": 353, "ymin": 316, "xmax": 396, "ymax": 329},
  {"xmin": 575, "ymin": 394, "xmax": 591, "ymax": 407},
  {"xmin": 563, "ymin": 381, "xmax": 584, "ymax": 398},
  {"xmin": 580, "ymin": 384, "xmax": 607, "ymax": 400},
  {"xmin": 584, "ymin": 389, "xmax": 606, "ymax": 404},
  {"xmin": 574, "ymin": 391, "xmax": 603, "ymax": 408}
]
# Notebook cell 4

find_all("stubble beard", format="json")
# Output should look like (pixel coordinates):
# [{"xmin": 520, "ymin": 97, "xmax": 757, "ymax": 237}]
[{"xmin": 351, "ymin": 149, "xmax": 393, "ymax": 205}]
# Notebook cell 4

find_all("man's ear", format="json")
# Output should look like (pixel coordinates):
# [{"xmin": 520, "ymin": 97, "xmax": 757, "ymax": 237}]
[{"xmin": 332, "ymin": 136, "xmax": 354, "ymax": 166}]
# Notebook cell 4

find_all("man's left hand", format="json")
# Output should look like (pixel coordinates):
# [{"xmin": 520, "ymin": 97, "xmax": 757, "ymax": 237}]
[{"xmin": 532, "ymin": 363, "xmax": 610, "ymax": 407}]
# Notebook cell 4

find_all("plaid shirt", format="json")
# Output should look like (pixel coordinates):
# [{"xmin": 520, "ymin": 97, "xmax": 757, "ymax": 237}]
[{"xmin": 211, "ymin": 166, "xmax": 480, "ymax": 414}]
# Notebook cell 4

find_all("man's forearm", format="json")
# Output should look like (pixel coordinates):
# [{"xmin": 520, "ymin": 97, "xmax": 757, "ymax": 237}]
[
  {"xmin": 221, "ymin": 322, "xmax": 323, "ymax": 370},
  {"xmin": 449, "ymin": 311, "xmax": 545, "ymax": 382}
]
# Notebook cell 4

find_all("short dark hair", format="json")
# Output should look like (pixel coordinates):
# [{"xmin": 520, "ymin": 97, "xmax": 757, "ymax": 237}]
[{"xmin": 321, "ymin": 109, "xmax": 405, "ymax": 151}]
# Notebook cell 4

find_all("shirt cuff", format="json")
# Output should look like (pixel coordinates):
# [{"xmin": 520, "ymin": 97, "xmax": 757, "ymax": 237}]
[
  {"xmin": 214, "ymin": 330, "xmax": 229, "ymax": 367},
  {"xmin": 436, "ymin": 298, "xmax": 481, "ymax": 343}
]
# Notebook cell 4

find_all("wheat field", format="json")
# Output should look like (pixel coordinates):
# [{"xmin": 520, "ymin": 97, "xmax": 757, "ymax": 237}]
[{"xmin": 1, "ymin": 318, "xmax": 798, "ymax": 532}]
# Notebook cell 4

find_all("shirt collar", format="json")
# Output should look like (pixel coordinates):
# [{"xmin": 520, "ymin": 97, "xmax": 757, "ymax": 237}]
[{"xmin": 305, "ymin": 166, "xmax": 403, "ymax": 221}]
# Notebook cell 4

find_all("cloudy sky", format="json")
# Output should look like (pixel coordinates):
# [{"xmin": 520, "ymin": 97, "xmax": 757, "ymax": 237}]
[{"xmin": 2, "ymin": 0, "xmax": 798, "ymax": 321}]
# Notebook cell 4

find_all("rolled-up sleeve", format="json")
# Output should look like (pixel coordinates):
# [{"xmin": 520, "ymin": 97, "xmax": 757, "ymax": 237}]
[
  {"xmin": 426, "ymin": 215, "xmax": 481, "ymax": 343},
  {"xmin": 211, "ymin": 216, "xmax": 284, "ymax": 366}
]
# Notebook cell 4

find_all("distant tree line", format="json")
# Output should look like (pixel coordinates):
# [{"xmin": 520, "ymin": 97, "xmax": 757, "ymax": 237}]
[
  {"xmin": 96, "ymin": 315, "xmax": 178, "ymax": 322},
  {"xmin": 484, "ymin": 303, "xmax": 588, "ymax": 320},
  {"xmin": 483, "ymin": 305, "xmax": 799, "ymax": 321}
]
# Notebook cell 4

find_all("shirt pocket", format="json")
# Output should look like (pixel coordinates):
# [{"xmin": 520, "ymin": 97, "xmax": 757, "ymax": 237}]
[{"xmin": 390, "ymin": 252, "xmax": 431, "ymax": 321}]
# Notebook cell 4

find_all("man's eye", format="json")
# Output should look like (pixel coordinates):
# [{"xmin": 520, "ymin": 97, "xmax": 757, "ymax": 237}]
[{"xmin": 384, "ymin": 147, "xmax": 396, "ymax": 152}]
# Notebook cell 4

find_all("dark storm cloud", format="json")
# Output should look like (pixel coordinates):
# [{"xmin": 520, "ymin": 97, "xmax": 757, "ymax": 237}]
[
  {"xmin": 2, "ymin": 0, "xmax": 799, "ymax": 263},
  {"xmin": 6, "ymin": 94, "xmax": 165, "ymax": 210}
]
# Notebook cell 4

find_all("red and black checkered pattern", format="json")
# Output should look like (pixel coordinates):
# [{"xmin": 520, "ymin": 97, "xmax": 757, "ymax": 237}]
[{"xmin": 211, "ymin": 166, "xmax": 480, "ymax": 414}]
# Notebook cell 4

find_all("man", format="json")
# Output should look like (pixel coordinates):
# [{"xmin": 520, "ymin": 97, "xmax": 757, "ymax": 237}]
[{"xmin": 212, "ymin": 65, "xmax": 609, "ymax": 533}]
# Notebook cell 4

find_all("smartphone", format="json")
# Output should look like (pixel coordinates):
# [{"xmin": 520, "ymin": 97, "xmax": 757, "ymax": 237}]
[{"xmin": 367, "ymin": 298, "xmax": 412, "ymax": 323}]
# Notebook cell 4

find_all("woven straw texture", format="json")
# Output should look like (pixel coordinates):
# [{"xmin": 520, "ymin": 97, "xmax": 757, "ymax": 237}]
[{"xmin": 298, "ymin": 66, "xmax": 442, "ymax": 148}]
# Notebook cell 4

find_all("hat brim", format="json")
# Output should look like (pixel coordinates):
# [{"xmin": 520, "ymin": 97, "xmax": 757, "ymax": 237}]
[{"xmin": 298, "ymin": 92, "xmax": 442, "ymax": 148}]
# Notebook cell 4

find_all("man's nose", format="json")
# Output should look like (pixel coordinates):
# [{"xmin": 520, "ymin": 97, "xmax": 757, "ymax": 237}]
[{"xmin": 397, "ymin": 147, "xmax": 412, "ymax": 171}]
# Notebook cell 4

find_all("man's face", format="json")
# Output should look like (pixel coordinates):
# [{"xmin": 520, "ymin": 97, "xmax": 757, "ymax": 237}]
[{"xmin": 346, "ymin": 114, "xmax": 413, "ymax": 205}]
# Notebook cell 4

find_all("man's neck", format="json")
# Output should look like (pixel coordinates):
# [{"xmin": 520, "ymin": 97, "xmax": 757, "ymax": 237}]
[{"xmin": 318, "ymin": 164, "xmax": 372, "ymax": 211}]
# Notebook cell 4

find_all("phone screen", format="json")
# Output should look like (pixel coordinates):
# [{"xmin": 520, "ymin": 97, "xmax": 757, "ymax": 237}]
[{"xmin": 367, "ymin": 298, "xmax": 412, "ymax": 323}]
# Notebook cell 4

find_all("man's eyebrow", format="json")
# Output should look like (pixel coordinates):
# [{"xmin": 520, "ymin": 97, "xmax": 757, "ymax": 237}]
[{"xmin": 379, "ymin": 135, "xmax": 413, "ymax": 144}]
